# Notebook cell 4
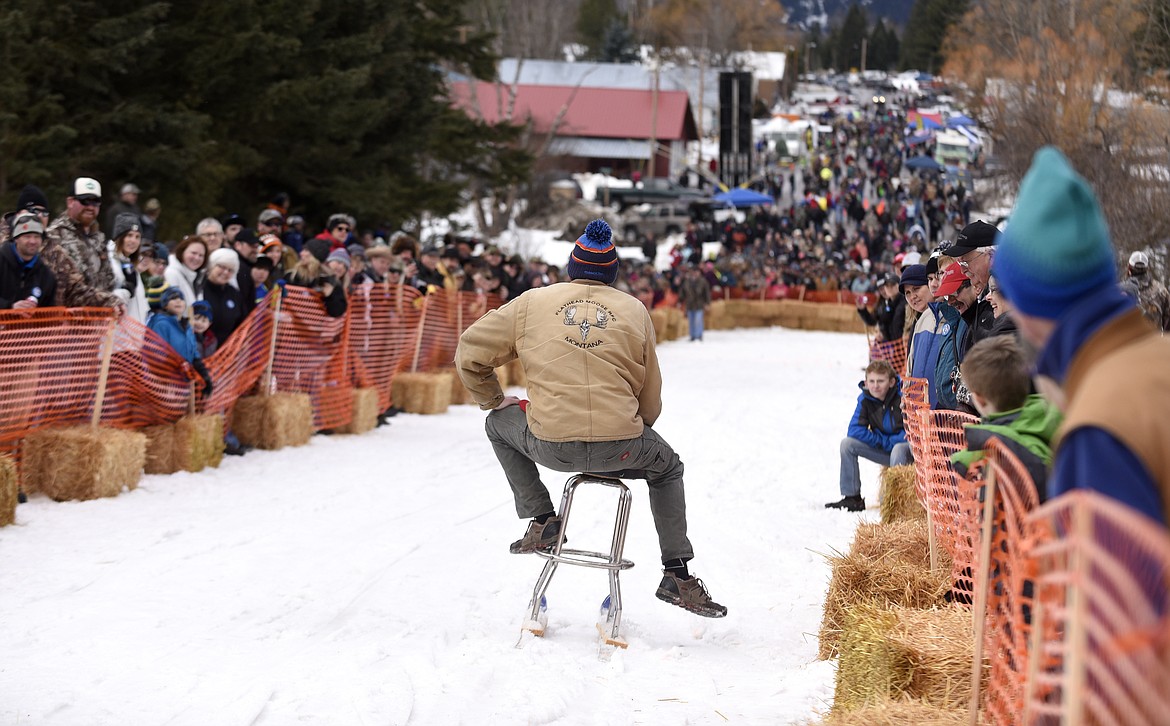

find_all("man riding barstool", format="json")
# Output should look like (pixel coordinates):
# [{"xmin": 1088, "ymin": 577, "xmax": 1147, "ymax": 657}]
[{"xmin": 456, "ymin": 219, "xmax": 726, "ymax": 620}]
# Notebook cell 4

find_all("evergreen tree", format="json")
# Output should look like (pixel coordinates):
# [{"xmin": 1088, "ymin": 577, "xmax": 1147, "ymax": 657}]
[
  {"xmin": 0, "ymin": 0, "xmax": 530, "ymax": 238},
  {"xmin": 835, "ymin": 3, "xmax": 869, "ymax": 71},
  {"xmin": 600, "ymin": 19, "xmax": 639, "ymax": 64},
  {"xmin": 869, "ymin": 19, "xmax": 900, "ymax": 71},
  {"xmin": 575, "ymin": 0, "xmax": 620, "ymax": 61},
  {"xmin": 901, "ymin": 0, "xmax": 968, "ymax": 72}
]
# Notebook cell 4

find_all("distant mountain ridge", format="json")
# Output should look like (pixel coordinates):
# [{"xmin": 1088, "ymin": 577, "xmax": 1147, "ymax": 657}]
[{"xmin": 786, "ymin": 0, "xmax": 916, "ymax": 29}]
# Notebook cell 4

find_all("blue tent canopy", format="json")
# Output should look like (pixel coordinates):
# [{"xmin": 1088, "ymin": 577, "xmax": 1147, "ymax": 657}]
[
  {"xmin": 905, "ymin": 155, "xmax": 945, "ymax": 172},
  {"xmin": 906, "ymin": 133, "xmax": 933, "ymax": 146},
  {"xmin": 947, "ymin": 114, "xmax": 976, "ymax": 127},
  {"xmin": 713, "ymin": 188, "xmax": 774, "ymax": 208}
]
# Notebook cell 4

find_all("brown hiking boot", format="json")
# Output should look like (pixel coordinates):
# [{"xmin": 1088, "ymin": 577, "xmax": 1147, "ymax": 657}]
[
  {"xmin": 509, "ymin": 516, "xmax": 564, "ymax": 554},
  {"xmin": 656, "ymin": 571, "xmax": 727, "ymax": 618}
]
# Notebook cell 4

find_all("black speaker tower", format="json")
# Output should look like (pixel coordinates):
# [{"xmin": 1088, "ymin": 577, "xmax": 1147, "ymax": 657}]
[{"xmin": 718, "ymin": 71, "xmax": 753, "ymax": 188}]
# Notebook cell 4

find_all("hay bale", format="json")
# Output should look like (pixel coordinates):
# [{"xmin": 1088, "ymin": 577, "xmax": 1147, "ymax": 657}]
[
  {"xmin": 649, "ymin": 308, "xmax": 672, "ymax": 341},
  {"xmin": 885, "ymin": 607, "xmax": 978, "ymax": 708},
  {"xmin": 22, "ymin": 426, "xmax": 146, "ymax": 502},
  {"xmin": 0, "ymin": 454, "xmax": 16, "ymax": 526},
  {"xmin": 391, "ymin": 372, "xmax": 452, "ymax": 414},
  {"xmin": 666, "ymin": 307, "xmax": 688, "ymax": 340},
  {"xmin": 813, "ymin": 696, "xmax": 966, "ymax": 725},
  {"xmin": 174, "ymin": 414, "xmax": 225, "ymax": 471},
  {"xmin": 880, "ymin": 465, "xmax": 926, "ymax": 524},
  {"xmin": 833, "ymin": 603, "xmax": 902, "ymax": 712},
  {"xmin": 445, "ymin": 369, "xmax": 472, "ymax": 406},
  {"xmin": 337, "ymin": 388, "xmax": 381, "ymax": 433},
  {"xmin": 143, "ymin": 424, "xmax": 178, "ymax": 475},
  {"xmin": 232, "ymin": 393, "xmax": 314, "ymax": 450},
  {"xmin": 498, "ymin": 357, "xmax": 526, "ymax": 390},
  {"xmin": 833, "ymin": 606, "xmax": 975, "ymax": 713},
  {"xmin": 817, "ymin": 520, "xmax": 950, "ymax": 660}
]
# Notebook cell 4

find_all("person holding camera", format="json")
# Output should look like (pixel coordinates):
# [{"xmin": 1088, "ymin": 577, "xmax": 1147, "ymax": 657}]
[
  {"xmin": 283, "ymin": 255, "xmax": 347, "ymax": 317},
  {"xmin": 856, "ymin": 272, "xmax": 905, "ymax": 343}
]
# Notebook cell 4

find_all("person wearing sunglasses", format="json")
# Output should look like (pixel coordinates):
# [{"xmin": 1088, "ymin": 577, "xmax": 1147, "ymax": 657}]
[
  {"xmin": 948, "ymin": 219, "xmax": 1001, "ymax": 360},
  {"xmin": 43, "ymin": 177, "xmax": 123, "ymax": 309}
]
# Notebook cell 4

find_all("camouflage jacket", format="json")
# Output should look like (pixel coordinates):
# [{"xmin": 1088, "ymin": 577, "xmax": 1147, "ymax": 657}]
[
  {"xmin": 1126, "ymin": 275, "xmax": 1170, "ymax": 332},
  {"xmin": 46, "ymin": 211, "xmax": 116, "ymax": 296},
  {"xmin": 39, "ymin": 214, "xmax": 119, "ymax": 308}
]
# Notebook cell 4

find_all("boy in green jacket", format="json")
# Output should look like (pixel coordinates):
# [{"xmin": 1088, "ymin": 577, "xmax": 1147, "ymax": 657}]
[{"xmin": 951, "ymin": 336, "xmax": 1063, "ymax": 498}]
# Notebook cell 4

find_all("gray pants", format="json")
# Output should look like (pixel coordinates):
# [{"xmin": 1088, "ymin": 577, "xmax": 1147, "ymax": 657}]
[{"xmin": 485, "ymin": 406, "xmax": 694, "ymax": 564}]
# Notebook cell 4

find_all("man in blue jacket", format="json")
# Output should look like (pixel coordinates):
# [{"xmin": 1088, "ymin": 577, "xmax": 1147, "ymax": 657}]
[{"xmin": 827, "ymin": 359, "xmax": 912, "ymax": 512}]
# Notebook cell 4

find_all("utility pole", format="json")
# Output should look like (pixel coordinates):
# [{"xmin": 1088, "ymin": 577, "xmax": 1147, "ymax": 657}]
[{"xmin": 648, "ymin": 53, "xmax": 659, "ymax": 178}]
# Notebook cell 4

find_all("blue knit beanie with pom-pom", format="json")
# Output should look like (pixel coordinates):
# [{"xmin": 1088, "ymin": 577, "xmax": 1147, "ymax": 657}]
[{"xmin": 566, "ymin": 219, "xmax": 619, "ymax": 285}]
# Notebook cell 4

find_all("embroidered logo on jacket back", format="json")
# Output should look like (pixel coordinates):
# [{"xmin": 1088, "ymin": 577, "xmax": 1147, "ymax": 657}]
[{"xmin": 558, "ymin": 299, "xmax": 615, "ymax": 349}]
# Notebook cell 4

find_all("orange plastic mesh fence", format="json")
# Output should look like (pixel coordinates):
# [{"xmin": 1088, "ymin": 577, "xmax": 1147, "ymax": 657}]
[
  {"xmin": 346, "ymin": 282, "xmax": 423, "ymax": 411},
  {"xmin": 269, "ymin": 287, "xmax": 353, "ymax": 430},
  {"xmin": 901, "ymin": 377, "xmax": 929, "ymax": 454},
  {"xmin": 970, "ymin": 439, "xmax": 1043, "ymax": 726},
  {"xmin": 202, "ymin": 298, "xmax": 277, "ymax": 418},
  {"xmin": 100, "ymin": 315, "xmax": 199, "ymax": 428},
  {"xmin": 869, "ymin": 337, "xmax": 908, "ymax": 379},
  {"xmin": 406, "ymin": 290, "xmax": 505, "ymax": 374},
  {"xmin": 0, "ymin": 308, "xmax": 118, "ymax": 462},
  {"xmin": 1023, "ymin": 491, "xmax": 1170, "ymax": 726},
  {"xmin": 899, "ymin": 377, "xmax": 933, "ymax": 508},
  {"xmin": 921, "ymin": 408, "xmax": 980, "ymax": 601}
]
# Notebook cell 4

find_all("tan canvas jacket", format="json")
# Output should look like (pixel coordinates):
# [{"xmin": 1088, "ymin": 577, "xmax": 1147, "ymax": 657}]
[{"xmin": 455, "ymin": 279, "xmax": 662, "ymax": 443}]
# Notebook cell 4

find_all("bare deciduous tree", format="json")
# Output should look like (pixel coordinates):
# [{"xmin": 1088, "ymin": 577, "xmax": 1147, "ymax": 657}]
[{"xmin": 944, "ymin": 0, "xmax": 1170, "ymax": 254}]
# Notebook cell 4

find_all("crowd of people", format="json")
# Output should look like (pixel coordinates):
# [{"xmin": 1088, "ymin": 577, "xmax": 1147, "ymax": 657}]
[
  {"xmin": 827, "ymin": 148, "xmax": 1169, "ymax": 536},
  {"xmin": 2, "ymin": 136, "xmax": 1167, "ymax": 537}
]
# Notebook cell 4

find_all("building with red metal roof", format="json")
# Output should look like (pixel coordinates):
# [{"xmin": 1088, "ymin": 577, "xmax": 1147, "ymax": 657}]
[{"xmin": 448, "ymin": 80, "xmax": 699, "ymax": 179}]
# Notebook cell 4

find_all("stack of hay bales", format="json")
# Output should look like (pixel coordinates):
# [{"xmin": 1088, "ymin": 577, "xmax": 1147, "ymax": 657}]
[
  {"xmin": 813, "ymin": 304, "xmax": 867, "ymax": 333},
  {"xmin": 337, "ymin": 388, "xmax": 381, "ymax": 433},
  {"xmin": 705, "ymin": 300, "xmax": 734, "ymax": 330},
  {"xmin": 0, "ymin": 454, "xmax": 16, "ymax": 526},
  {"xmin": 232, "ymin": 393, "xmax": 314, "ymax": 449},
  {"xmin": 818, "ymin": 520, "xmax": 949, "ymax": 660},
  {"xmin": 22, "ymin": 426, "xmax": 146, "ymax": 501},
  {"xmin": 391, "ymin": 371, "xmax": 452, "ymax": 414},
  {"xmin": 880, "ymin": 465, "xmax": 926, "ymax": 524},
  {"xmin": 832, "ymin": 604, "xmax": 976, "ymax": 714}
]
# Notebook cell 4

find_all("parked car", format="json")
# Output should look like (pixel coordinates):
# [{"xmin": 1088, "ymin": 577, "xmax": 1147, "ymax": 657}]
[
  {"xmin": 604, "ymin": 177, "xmax": 707, "ymax": 210},
  {"xmin": 620, "ymin": 199, "xmax": 720, "ymax": 243}
]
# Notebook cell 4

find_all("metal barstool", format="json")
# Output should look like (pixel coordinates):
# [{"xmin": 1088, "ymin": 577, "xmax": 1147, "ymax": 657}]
[{"xmin": 521, "ymin": 474, "xmax": 635, "ymax": 648}]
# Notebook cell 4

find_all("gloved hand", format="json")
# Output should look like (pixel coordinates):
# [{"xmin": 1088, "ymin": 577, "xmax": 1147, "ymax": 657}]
[{"xmin": 192, "ymin": 358, "xmax": 214, "ymax": 397}]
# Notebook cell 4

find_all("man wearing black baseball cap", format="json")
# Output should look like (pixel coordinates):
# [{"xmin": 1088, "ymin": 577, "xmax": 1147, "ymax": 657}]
[{"xmin": 949, "ymin": 220, "xmax": 999, "ymax": 352}]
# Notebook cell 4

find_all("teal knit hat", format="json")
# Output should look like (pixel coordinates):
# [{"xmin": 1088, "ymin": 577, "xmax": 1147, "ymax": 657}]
[{"xmin": 993, "ymin": 146, "xmax": 1116, "ymax": 319}]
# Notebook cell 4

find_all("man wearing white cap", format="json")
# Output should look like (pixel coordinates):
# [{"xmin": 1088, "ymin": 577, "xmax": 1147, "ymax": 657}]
[
  {"xmin": 43, "ymin": 177, "xmax": 121, "ymax": 308},
  {"xmin": 1121, "ymin": 251, "xmax": 1169, "ymax": 332}
]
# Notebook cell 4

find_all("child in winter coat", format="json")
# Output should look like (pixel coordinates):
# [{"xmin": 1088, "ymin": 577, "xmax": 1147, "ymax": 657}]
[
  {"xmin": 827, "ymin": 359, "xmax": 912, "ymax": 512},
  {"xmin": 148, "ymin": 286, "xmax": 213, "ymax": 397},
  {"xmin": 190, "ymin": 300, "xmax": 218, "ymax": 359},
  {"xmin": 950, "ymin": 336, "xmax": 1062, "ymax": 499}
]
